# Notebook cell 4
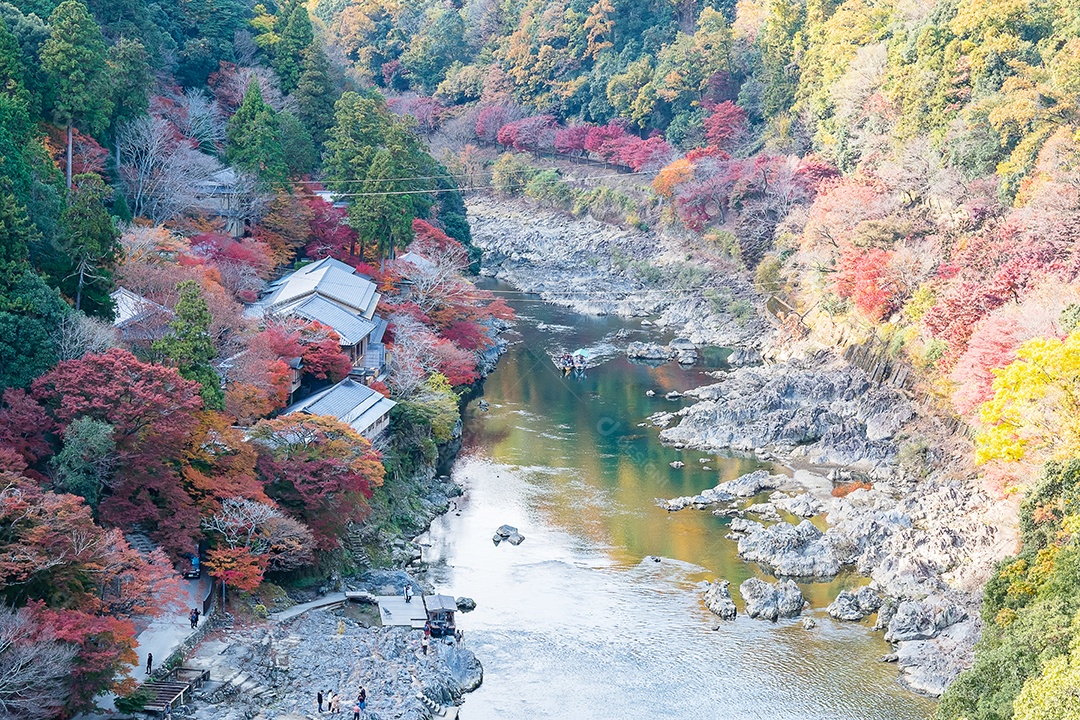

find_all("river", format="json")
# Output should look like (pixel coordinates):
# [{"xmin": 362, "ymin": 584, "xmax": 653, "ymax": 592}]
[{"xmin": 420, "ymin": 288, "xmax": 937, "ymax": 719}]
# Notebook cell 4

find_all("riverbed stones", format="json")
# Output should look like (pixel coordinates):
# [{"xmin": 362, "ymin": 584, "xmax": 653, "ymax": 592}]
[
  {"xmin": 703, "ymin": 580, "xmax": 737, "ymax": 620},
  {"xmin": 659, "ymin": 356, "xmax": 916, "ymax": 468},
  {"xmin": 772, "ymin": 492, "xmax": 824, "ymax": 518},
  {"xmin": 658, "ymin": 470, "xmax": 788, "ymax": 512},
  {"xmin": 827, "ymin": 587, "xmax": 883, "ymax": 621},
  {"xmin": 739, "ymin": 578, "xmax": 806, "ymax": 621},
  {"xmin": 736, "ymin": 520, "xmax": 842, "ymax": 578}
]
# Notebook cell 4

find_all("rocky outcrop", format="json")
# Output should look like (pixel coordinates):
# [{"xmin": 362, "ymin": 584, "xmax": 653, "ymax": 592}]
[
  {"xmin": 703, "ymin": 580, "xmax": 737, "ymax": 620},
  {"xmin": 467, "ymin": 196, "xmax": 770, "ymax": 347},
  {"xmin": 186, "ymin": 609, "xmax": 482, "ymax": 720},
  {"xmin": 772, "ymin": 492, "xmax": 824, "ymax": 518},
  {"xmin": 732, "ymin": 519, "xmax": 842, "ymax": 578},
  {"xmin": 827, "ymin": 587, "xmax": 883, "ymax": 621},
  {"xmin": 659, "ymin": 355, "xmax": 915, "ymax": 469},
  {"xmin": 739, "ymin": 578, "xmax": 806, "ymax": 621},
  {"xmin": 627, "ymin": 340, "xmax": 698, "ymax": 365},
  {"xmin": 658, "ymin": 470, "xmax": 786, "ymax": 511}
]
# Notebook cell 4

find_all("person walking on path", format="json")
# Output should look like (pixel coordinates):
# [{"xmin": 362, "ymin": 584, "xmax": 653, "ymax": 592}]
[
  {"xmin": 145, "ymin": 652, "xmax": 153, "ymax": 675},
  {"xmin": 404, "ymin": 584, "xmax": 412, "ymax": 603},
  {"xmin": 357, "ymin": 687, "xmax": 366, "ymax": 710},
  {"xmin": 421, "ymin": 634, "xmax": 429, "ymax": 655},
  {"xmin": 352, "ymin": 704, "xmax": 361, "ymax": 720},
  {"xmin": 331, "ymin": 692, "xmax": 341, "ymax": 714},
  {"xmin": 189, "ymin": 608, "xmax": 200, "ymax": 629},
  {"xmin": 317, "ymin": 690, "xmax": 324, "ymax": 712}
]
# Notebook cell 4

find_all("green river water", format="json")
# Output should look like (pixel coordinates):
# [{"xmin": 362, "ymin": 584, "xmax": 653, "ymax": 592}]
[{"xmin": 420, "ymin": 286, "xmax": 937, "ymax": 719}]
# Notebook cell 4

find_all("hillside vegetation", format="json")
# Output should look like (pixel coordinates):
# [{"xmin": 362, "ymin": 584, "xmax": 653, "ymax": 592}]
[
  {"xmin": 0, "ymin": 0, "xmax": 512, "ymax": 714},
  {"xmin": 315, "ymin": 0, "xmax": 1080, "ymax": 716}
]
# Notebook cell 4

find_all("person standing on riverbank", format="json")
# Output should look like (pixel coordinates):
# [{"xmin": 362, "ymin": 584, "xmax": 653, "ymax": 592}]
[
  {"xmin": 146, "ymin": 652, "xmax": 153, "ymax": 675},
  {"xmin": 317, "ymin": 690, "xmax": 324, "ymax": 712},
  {"xmin": 357, "ymin": 687, "xmax": 366, "ymax": 710}
]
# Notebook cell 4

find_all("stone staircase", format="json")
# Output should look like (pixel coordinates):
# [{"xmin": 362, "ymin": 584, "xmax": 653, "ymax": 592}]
[
  {"xmin": 124, "ymin": 532, "xmax": 158, "ymax": 556},
  {"xmin": 415, "ymin": 691, "xmax": 459, "ymax": 719},
  {"xmin": 344, "ymin": 525, "xmax": 373, "ymax": 569}
]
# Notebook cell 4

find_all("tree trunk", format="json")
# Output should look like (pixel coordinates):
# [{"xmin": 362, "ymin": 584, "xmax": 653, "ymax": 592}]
[
  {"xmin": 66, "ymin": 125, "xmax": 73, "ymax": 189},
  {"xmin": 74, "ymin": 260, "xmax": 85, "ymax": 312}
]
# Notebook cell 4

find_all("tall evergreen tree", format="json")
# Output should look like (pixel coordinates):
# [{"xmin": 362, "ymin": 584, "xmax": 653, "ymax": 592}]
[
  {"xmin": 153, "ymin": 280, "xmax": 225, "ymax": 410},
  {"xmin": 58, "ymin": 173, "xmax": 119, "ymax": 317},
  {"xmin": 226, "ymin": 80, "xmax": 289, "ymax": 185},
  {"xmin": 349, "ymin": 148, "xmax": 413, "ymax": 263},
  {"xmin": 40, "ymin": 0, "xmax": 112, "ymax": 187},
  {"xmin": 107, "ymin": 36, "xmax": 151, "ymax": 129},
  {"xmin": 0, "ymin": 178, "xmax": 67, "ymax": 389},
  {"xmin": 274, "ymin": 0, "xmax": 313, "ymax": 94},
  {"xmin": 0, "ymin": 177, "xmax": 35, "ymax": 292},
  {"xmin": 293, "ymin": 43, "xmax": 337, "ymax": 149}
]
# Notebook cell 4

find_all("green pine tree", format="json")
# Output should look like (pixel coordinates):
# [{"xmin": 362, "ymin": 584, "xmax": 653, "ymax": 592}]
[
  {"xmin": 293, "ymin": 43, "xmax": 337, "ymax": 149},
  {"xmin": 0, "ymin": 177, "xmax": 36, "ymax": 294},
  {"xmin": 59, "ymin": 173, "xmax": 119, "ymax": 318},
  {"xmin": 274, "ymin": 0, "xmax": 313, "ymax": 94},
  {"xmin": 107, "ymin": 36, "xmax": 152, "ymax": 129},
  {"xmin": 40, "ymin": 0, "xmax": 112, "ymax": 187},
  {"xmin": 153, "ymin": 280, "xmax": 225, "ymax": 410},
  {"xmin": 226, "ymin": 80, "xmax": 289, "ymax": 185},
  {"xmin": 349, "ymin": 149, "xmax": 413, "ymax": 263},
  {"xmin": 277, "ymin": 110, "xmax": 316, "ymax": 176}
]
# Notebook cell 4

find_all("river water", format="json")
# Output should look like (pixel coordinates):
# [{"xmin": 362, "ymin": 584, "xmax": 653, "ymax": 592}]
[{"xmin": 420, "ymin": 289, "xmax": 936, "ymax": 720}]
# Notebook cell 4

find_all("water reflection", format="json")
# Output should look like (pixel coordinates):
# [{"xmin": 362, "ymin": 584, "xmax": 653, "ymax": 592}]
[{"xmin": 420, "ymin": 291, "xmax": 936, "ymax": 719}]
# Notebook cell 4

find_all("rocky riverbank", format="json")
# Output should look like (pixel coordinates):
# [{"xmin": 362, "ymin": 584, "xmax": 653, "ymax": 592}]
[
  {"xmin": 468, "ymin": 193, "xmax": 1016, "ymax": 698},
  {"xmin": 467, "ymin": 196, "xmax": 770, "ymax": 348},
  {"xmin": 654, "ymin": 354, "xmax": 1015, "ymax": 695},
  {"xmin": 182, "ymin": 608, "xmax": 481, "ymax": 720}
]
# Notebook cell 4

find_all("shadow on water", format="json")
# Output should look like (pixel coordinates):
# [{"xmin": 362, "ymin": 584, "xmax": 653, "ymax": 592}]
[{"xmin": 420, "ymin": 283, "xmax": 937, "ymax": 720}]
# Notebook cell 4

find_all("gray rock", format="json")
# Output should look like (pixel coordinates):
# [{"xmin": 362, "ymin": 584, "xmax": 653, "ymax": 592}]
[
  {"xmin": 828, "ymin": 587, "xmax": 883, "ymax": 621},
  {"xmin": 703, "ymin": 580, "xmax": 737, "ymax": 620},
  {"xmin": 495, "ymin": 525, "xmax": 517, "ymax": 538},
  {"xmin": 746, "ymin": 503, "xmax": 781, "ymax": 523},
  {"xmin": 455, "ymin": 597, "xmax": 477, "ymax": 612},
  {"xmin": 885, "ymin": 601, "xmax": 938, "ymax": 642},
  {"xmin": 716, "ymin": 469, "xmax": 786, "ymax": 498},
  {"xmin": 659, "ymin": 357, "xmax": 916, "ymax": 468},
  {"xmin": 627, "ymin": 342, "xmax": 674, "ymax": 360},
  {"xmin": 802, "ymin": 616, "xmax": 817, "ymax": 630},
  {"xmin": 506, "ymin": 533, "xmax": 525, "ymax": 546},
  {"xmin": 773, "ymin": 492, "xmax": 824, "ymax": 518},
  {"xmin": 740, "ymin": 577, "xmax": 806, "ymax": 621},
  {"xmin": 670, "ymin": 461, "xmax": 685, "ymax": 468},
  {"xmin": 895, "ymin": 619, "xmax": 980, "ymax": 696},
  {"xmin": 737, "ymin": 520, "xmax": 841, "ymax": 578}
]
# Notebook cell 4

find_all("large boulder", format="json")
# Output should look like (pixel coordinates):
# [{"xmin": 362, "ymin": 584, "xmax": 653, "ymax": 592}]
[
  {"xmin": 772, "ymin": 492, "xmax": 824, "ymax": 518},
  {"xmin": 703, "ymin": 580, "xmax": 737, "ymax": 620},
  {"xmin": 739, "ymin": 578, "xmax": 806, "ymax": 621},
  {"xmin": 627, "ymin": 342, "xmax": 673, "ymax": 360},
  {"xmin": 737, "ymin": 520, "xmax": 841, "ymax": 578},
  {"xmin": 885, "ymin": 600, "xmax": 939, "ymax": 642},
  {"xmin": 828, "ymin": 587, "xmax": 883, "ymax": 621},
  {"xmin": 717, "ymin": 469, "xmax": 785, "ymax": 498}
]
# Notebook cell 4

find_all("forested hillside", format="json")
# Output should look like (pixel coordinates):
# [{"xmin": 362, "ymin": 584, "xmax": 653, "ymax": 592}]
[
  {"xmin": 0, "ymin": 0, "xmax": 511, "ymax": 713},
  {"xmin": 312, "ymin": 0, "xmax": 1080, "ymax": 716}
]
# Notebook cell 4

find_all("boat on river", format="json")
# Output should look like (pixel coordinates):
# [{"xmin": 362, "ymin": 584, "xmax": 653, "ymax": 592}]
[{"xmin": 553, "ymin": 348, "xmax": 590, "ymax": 374}]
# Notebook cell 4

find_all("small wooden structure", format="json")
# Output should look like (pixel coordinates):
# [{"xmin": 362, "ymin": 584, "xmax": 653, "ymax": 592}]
[
  {"xmin": 423, "ymin": 595, "xmax": 457, "ymax": 638},
  {"xmin": 142, "ymin": 680, "xmax": 192, "ymax": 715},
  {"xmin": 376, "ymin": 595, "xmax": 428, "ymax": 629}
]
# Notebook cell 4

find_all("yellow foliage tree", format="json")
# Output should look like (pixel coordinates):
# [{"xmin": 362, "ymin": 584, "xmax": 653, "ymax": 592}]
[
  {"xmin": 1012, "ymin": 612, "xmax": 1080, "ymax": 720},
  {"xmin": 976, "ymin": 331, "xmax": 1080, "ymax": 465}
]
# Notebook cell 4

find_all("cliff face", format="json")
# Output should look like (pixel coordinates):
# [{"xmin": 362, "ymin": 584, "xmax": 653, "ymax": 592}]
[{"xmin": 467, "ymin": 196, "xmax": 772, "ymax": 349}]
